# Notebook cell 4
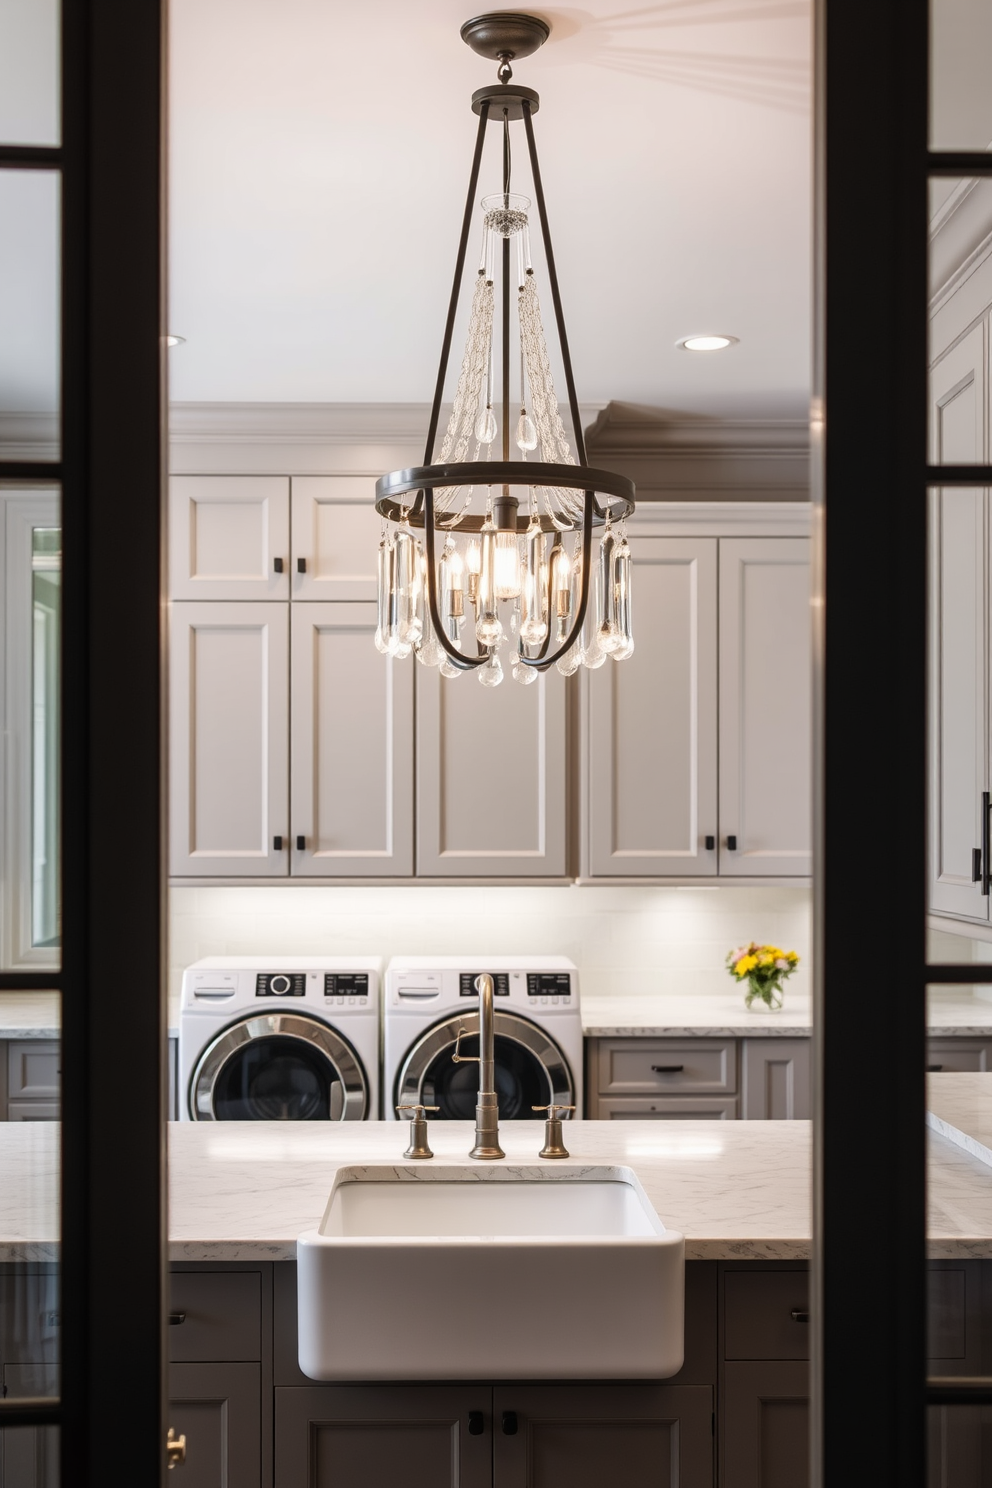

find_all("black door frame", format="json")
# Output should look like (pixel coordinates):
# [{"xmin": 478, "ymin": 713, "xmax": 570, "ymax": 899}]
[{"xmin": 0, "ymin": 1, "xmax": 166, "ymax": 1481}]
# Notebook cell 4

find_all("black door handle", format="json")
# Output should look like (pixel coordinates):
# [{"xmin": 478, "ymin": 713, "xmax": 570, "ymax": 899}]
[
  {"xmin": 297, "ymin": 557, "xmax": 307, "ymax": 573},
  {"xmin": 927, "ymin": 1065, "xmax": 943, "ymax": 1073},
  {"xmin": 727, "ymin": 834, "xmax": 737, "ymax": 851},
  {"xmin": 974, "ymin": 847, "xmax": 983, "ymax": 883},
  {"xmin": 652, "ymin": 1065, "xmax": 684, "ymax": 1074},
  {"xmin": 501, "ymin": 1411, "xmax": 518, "ymax": 1436},
  {"xmin": 982, "ymin": 791, "xmax": 991, "ymax": 895},
  {"xmin": 705, "ymin": 834, "xmax": 715, "ymax": 851},
  {"xmin": 296, "ymin": 835, "xmax": 305, "ymax": 851},
  {"xmin": 791, "ymin": 1309, "xmax": 809, "ymax": 1323},
  {"xmin": 168, "ymin": 1311, "xmax": 186, "ymax": 1326},
  {"xmin": 468, "ymin": 1411, "xmax": 484, "ymax": 1436},
  {"xmin": 273, "ymin": 556, "xmax": 284, "ymax": 573},
  {"xmin": 273, "ymin": 835, "xmax": 284, "ymax": 851}
]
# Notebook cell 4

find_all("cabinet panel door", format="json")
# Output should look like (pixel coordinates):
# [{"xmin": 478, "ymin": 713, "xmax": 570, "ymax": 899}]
[
  {"xmin": 170, "ymin": 602, "xmax": 289, "ymax": 876},
  {"xmin": 927, "ymin": 1038, "xmax": 992, "ymax": 1072},
  {"xmin": 585, "ymin": 537, "xmax": 718, "ymax": 877},
  {"xmin": 7, "ymin": 1041, "xmax": 59, "ymax": 1099},
  {"xmin": 291, "ymin": 477, "xmax": 379, "ymax": 601},
  {"xmin": 274, "ymin": 1385, "xmax": 491, "ymax": 1488},
  {"xmin": 723, "ymin": 1361, "xmax": 808, "ymax": 1488},
  {"xmin": 493, "ymin": 1384, "xmax": 713, "ymax": 1488},
  {"xmin": 718, "ymin": 539, "xmax": 811, "ymax": 877},
  {"xmin": 169, "ymin": 1362, "xmax": 260, "ymax": 1488},
  {"xmin": 416, "ymin": 662, "xmax": 567, "ymax": 877},
  {"xmin": 170, "ymin": 476, "xmax": 290, "ymax": 600},
  {"xmin": 290, "ymin": 603, "xmax": 413, "ymax": 876},
  {"xmin": 929, "ymin": 323, "xmax": 988, "ymax": 920},
  {"xmin": 740, "ymin": 1039, "xmax": 810, "ymax": 1119},
  {"xmin": 1, "ymin": 1364, "xmax": 58, "ymax": 1488}
]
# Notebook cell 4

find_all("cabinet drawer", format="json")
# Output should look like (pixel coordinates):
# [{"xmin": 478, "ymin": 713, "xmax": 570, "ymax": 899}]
[
  {"xmin": 927, "ymin": 1039, "xmax": 992, "ymax": 1073},
  {"xmin": 595, "ymin": 1096, "xmax": 738, "ymax": 1120},
  {"xmin": 8, "ymin": 1041, "xmax": 60, "ymax": 1100},
  {"xmin": 7, "ymin": 1100, "xmax": 59, "ymax": 1121},
  {"xmin": 725, "ymin": 1271, "xmax": 810, "ymax": 1359},
  {"xmin": 595, "ymin": 1038, "xmax": 737, "ymax": 1095},
  {"xmin": 169, "ymin": 1272, "xmax": 262, "ymax": 1362}
]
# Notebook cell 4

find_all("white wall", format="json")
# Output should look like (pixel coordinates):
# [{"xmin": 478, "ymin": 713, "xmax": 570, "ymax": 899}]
[{"xmin": 168, "ymin": 883, "xmax": 812, "ymax": 1021}]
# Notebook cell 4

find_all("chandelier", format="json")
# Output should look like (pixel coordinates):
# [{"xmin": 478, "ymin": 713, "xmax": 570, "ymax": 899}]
[{"xmin": 374, "ymin": 12, "xmax": 636, "ymax": 687}]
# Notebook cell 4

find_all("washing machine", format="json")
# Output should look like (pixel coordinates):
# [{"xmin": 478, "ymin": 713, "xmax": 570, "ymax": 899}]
[
  {"xmin": 179, "ymin": 956, "xmax": 381, "ymax": 1121},
  {"xmin": 383, "ymin": 956, "xmax": 582, "ymax": 1122}
]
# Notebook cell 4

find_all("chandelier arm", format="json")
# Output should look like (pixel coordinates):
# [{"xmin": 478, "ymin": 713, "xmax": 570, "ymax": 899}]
[
  {"xmin": 518, "ymin": 490, "xmax": 595, "ymax": 670},
  {"xmin": 423, "ymin": 99, "xmax": 492, "ymax": 468},
  {"xmin": 521, "ymin": 100, "xmax": 588, "ymax": 469},
  {"xmin": 423, "ymin": 487, "xmax": 489, "ymax": 671}
]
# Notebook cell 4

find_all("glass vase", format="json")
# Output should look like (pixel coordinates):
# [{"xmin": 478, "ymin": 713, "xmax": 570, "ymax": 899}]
[{"xmin": 743, "ymin": 975, "xmax": 784, "ymax": 1011}]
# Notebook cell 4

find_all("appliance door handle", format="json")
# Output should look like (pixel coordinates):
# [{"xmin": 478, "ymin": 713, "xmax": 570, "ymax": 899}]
[{"xmin": 652, "ymin": 1065, "xmax": 684, "ymax": 1074}]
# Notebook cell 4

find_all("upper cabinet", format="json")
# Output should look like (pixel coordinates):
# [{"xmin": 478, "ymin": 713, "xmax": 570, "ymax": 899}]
[
  {"xmin": 166, "ymin": 443, "xmax": 812, "ymax": 885},
  {"xmin": 717, "ymin": 538, "xmax": 812, "ymax": 878},
  {"xmin": 584, "ymin": 537, "xmax": 718, "ymax": 878},
  {"xmin": 582, "ymin": 532, "xmax": 811, "ymax": 881},
  {"xmin": 929, "ymin": 324, "xmax": 989, "ymax": 922},
  {"xmin": 416, "ymin": 663, "xmax": 567, "ymax": 878},
  {"xmin": 170, "ymin": 476, "xmax": 290, "ymax": 600}
]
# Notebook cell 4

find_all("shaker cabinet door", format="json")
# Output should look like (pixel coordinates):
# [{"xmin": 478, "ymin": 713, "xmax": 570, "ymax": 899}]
[
  {"xmin": 928, "ymin": 322, "xmax": 989, "ymax": 921},
  {"xmin": 169, "ymin": 602, "xmax": 289, "ymax": 877},
  {"xmin": 290, "ymin": 477, "xmax": 380, "ymax": 601},
  {"xmin": 584, "ymin": 537, "xmax": 718, "ymax": 877},
  {"xmin": 169, "ymin": 476, "xmax": 290, "ymax": 600},
  {"xmin": 290, "ymin": 603, "xmax": 413, "ymax": 876},
  {"xmin": 718, "ymin": 539, "xmax": 812, "ymax": 878},
  {"xmin": 168, "ymin": 1363, "xmax": 261, "ymax": 1488},
  {"xmin": 415, "ymin": 662, "xmax": 567, "ymax": 877}
]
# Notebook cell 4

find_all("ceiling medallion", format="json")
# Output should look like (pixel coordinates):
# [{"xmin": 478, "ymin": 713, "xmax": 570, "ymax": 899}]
[{"xmin": 374, "ymin": 13, "xmax": 635, "ymax": 686}]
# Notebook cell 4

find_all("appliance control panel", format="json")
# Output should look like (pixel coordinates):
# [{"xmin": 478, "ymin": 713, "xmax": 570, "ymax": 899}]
[
  {"xmin": 459, "ymin": 972, "xmax": 510, "ymax": 997},
  {"xmin": 527, "ymin": 972, "xmax": 572, "ymax": 998},
  {"xmin": 325, "ymin": 973, "xmax": 369, "ymax": 998},
  {"xmin": 255, "ymin": 973, "xmax": 306, "ymax": 997}
]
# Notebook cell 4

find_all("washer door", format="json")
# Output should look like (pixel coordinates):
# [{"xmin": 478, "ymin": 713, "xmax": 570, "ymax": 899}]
[
  {"xmin": 190, "ymin": 1013, "xmax": 368, "ymax": 1121},
  {"xmin": 394, "ymin": 1011, "xmax": 573, "ymax": 1121}
]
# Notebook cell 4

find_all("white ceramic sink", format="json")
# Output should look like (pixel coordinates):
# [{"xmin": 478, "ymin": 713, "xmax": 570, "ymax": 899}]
[{"xmin": 296, "ymin": 1165, "xmax": 684, "ymax": 1381}]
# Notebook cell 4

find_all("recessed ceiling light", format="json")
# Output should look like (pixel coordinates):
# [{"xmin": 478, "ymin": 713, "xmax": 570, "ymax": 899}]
[
  {"xmin": 677, "ymin": 334, "xmax": 739, "ymax": 352},
  {"xmin": 165, "ymin": 334, "xmax": 186, "ymax": 347}
]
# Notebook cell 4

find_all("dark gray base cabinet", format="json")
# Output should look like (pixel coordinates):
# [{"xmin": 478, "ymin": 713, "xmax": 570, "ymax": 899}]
[
  {"xmin": 170, "ymin": 1363, "xmax": 260, "ymax": 1488},
  {"xmin": 275, "ymin": 1383, "xmax": 713, "ymax": 1488}
]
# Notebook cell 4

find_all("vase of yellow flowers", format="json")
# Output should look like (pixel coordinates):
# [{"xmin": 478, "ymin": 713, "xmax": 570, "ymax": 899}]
[{"xmin": 726, "ymin": 943, "xmax": 800, "ymax": 1010}]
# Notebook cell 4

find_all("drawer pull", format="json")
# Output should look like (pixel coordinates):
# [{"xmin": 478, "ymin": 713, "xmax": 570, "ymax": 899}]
[
  {"xmin": 468, "ymin": 1411, "xmax": 484, "ymax": 1436},
  {"xmin": 168, "ymin": 1311, "xmax": 186, "ymax": 1326},
  {"xmin": 791, "ymin": 1309, "xmax": 809, "ymax": 1323},
  {"xmin": 705, "ymin": 834, "xmax": 715, "ymax": 851},
  {"xmin": 927, "ymin": 1065, "xmax": 943, "ymax": 1073},
  {"xmin": 501, "ymin": 1411, "xmax": 518, "ymax": 1436},
  {"xmin": 728, "ymin": 835, "xmax": 738, "ymax": 851},
  {"xmin": 652, "ymin": 1065, "xmax": 684, "ymax": 1074},
  {"xmin": 273, "ymin": 557, "xmax": 284, "ymax": 574}
]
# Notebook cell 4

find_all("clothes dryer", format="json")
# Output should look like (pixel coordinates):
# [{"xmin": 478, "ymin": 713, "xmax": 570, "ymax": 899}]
[
  {"xmin": 383, "ymin": 956, "xmax": 581, "ymax": 1122},
  {"xmin": 179, "ymin": 956, "xmax": 380, "ymax": 1121}
]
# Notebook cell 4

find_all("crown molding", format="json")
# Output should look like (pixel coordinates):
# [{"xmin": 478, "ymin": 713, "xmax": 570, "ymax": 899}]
[
  {"xmin": 169, "ymin": 400, "xmax": 607, "ymax": 445},
  {"xmin": 0, "ymin": 412, "xmax": 59, "ymax": 462},
  {"xmin": 584, "ymin": 402, "xmax": 810, "ymax": 501}
]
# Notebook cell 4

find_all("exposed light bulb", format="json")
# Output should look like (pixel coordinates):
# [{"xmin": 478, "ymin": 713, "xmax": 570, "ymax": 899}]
[{"xmin": 494, "ymin": 533, "xmax": 522, "ymax": 598}]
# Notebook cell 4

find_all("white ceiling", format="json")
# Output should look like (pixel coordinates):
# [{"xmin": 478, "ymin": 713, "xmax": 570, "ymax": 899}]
[{"xmin": 168, "ymin": 0, "xmax": 813, "ymax": 419}]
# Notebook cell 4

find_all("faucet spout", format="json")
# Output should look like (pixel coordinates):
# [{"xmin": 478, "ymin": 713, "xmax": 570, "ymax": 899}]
[{"xmin": 469, "ymin": 973, "xmax": 505, "ymax": 1160}]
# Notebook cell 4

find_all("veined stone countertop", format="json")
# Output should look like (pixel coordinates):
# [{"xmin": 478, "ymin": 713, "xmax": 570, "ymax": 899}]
[
  {"xmin": 927, "ymin": 1072, "xmax": 992, "ymax": 1167},
  {"xmin": 3, "ymin": 1116, "xmax": 992, "ymax": 1263},
  {"xmin": 581, "ymin": 991, "xmax": 992, "ymax": 1038}
]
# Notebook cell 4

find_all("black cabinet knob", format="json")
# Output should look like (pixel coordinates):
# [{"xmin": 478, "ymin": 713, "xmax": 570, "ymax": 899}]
[
  {"xmin": 705, "ymin": 834, "xmax": 715, "ymax": 851},
  {"xmin": 727, "ymin": 834, "xmax": 738, "ymax": 851},
  {"xmin": 273, "ymin": 835, "xmax": 284, "ymax": 851},
  {"xmin": 297, "ymin": 557, "xmax": 307, "ymax": 574},
  {"xmin": 468, "ymin": 1411, "xmax": 484, "ymax": 1436},
  {"xmin": 501, "ymin": 1411, "xmax": 518, "ymax": 1436},
  {"xmin": 296, "ymin": 835, "xmax": 305, "ymax": 851},
  {"xmin": 168, "ymin": 1311, "xmax": 186, "ymax": 1326},
  {"xmin": 273, "ymin": 557, "xmax": 284, "ymax": 573}
]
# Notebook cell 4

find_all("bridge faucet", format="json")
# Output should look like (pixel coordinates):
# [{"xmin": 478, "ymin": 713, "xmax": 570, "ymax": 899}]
[{"xmin": 452, "ymin": 972, "xmax": 505, "ymax": 1160}]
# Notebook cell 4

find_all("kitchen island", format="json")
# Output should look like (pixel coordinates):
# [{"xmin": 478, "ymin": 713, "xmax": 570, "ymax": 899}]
[{"xmin": 3, "ymin": 1115, "xmax": 992, "ymax": 1487}]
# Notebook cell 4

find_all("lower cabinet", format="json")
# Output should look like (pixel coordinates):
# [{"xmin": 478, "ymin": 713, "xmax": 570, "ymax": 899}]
[
  {"xmin": 169, "ymin": 1363, "xmax": 261, "ymax": 1488},
  {"xmin": 275, "ymin": 1382, "xmax": 714, "ymax": 1488},
  {"xmin": 723, "ymin": 1361, "xmax": 809, "ymax": 1488},
  {"xmin": 0, "ymin": 1040, "xmax": 61, "ymax": 1122}
]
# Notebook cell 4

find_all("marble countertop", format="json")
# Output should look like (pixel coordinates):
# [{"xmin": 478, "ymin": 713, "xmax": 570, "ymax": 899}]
[
  {"xmin": 927, "ymin": 1072, "xmax": 992, "ymax": 1167},
  {"xmin": 581, "ymin": 991, "xmax": 992, "ymax": 1038},
  {"xmin": 3, "ymin": 1115, "xmax": 992, "ymax": 1263},
  {"xmin": 0, "ymin": 991, "xmax": 60, "ymax": 1039}
]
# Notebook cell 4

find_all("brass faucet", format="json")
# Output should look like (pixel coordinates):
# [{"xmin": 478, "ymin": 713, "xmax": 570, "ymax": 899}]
[{"xmin": 452, "ymin": 972, "xmax": 505, "ymax": 1160}]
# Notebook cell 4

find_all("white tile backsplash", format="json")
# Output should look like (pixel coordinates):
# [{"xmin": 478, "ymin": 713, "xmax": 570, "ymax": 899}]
[{"xmin": 168, "ymin": 884, "xmax": 811, "ymax": 1023}]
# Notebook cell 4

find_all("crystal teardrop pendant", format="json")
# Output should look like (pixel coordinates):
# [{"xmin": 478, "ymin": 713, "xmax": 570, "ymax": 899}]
[
  {"xmin": 478, "ymin": 651, "xmax": 503, "ymax": 687},
  {"xmin": 515, "ymin": 410, "xmax": 538, "ymax": 451},
  {"xmin": 475, "ymin": 405, "xmax": 497, "ymax": 444},
  {"xmin": 511, "ymin": 656, "xmax": 538, "ymax": 685}
]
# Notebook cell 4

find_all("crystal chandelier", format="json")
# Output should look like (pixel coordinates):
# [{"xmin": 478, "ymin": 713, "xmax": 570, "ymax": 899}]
[{"xmin": 374, "ymin": 12, "xmax": 636, "ymax": 688}]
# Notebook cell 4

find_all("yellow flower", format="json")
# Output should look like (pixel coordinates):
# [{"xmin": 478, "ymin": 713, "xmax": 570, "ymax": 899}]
[{"xmin": 736, "ymin": 954, "xmax": 758, "ymax": 974}]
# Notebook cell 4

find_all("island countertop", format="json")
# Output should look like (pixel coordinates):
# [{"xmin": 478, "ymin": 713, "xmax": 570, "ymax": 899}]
[{"xmin": 3, "ymin": 1116, "xmax": 992, "ymax": 1264}]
